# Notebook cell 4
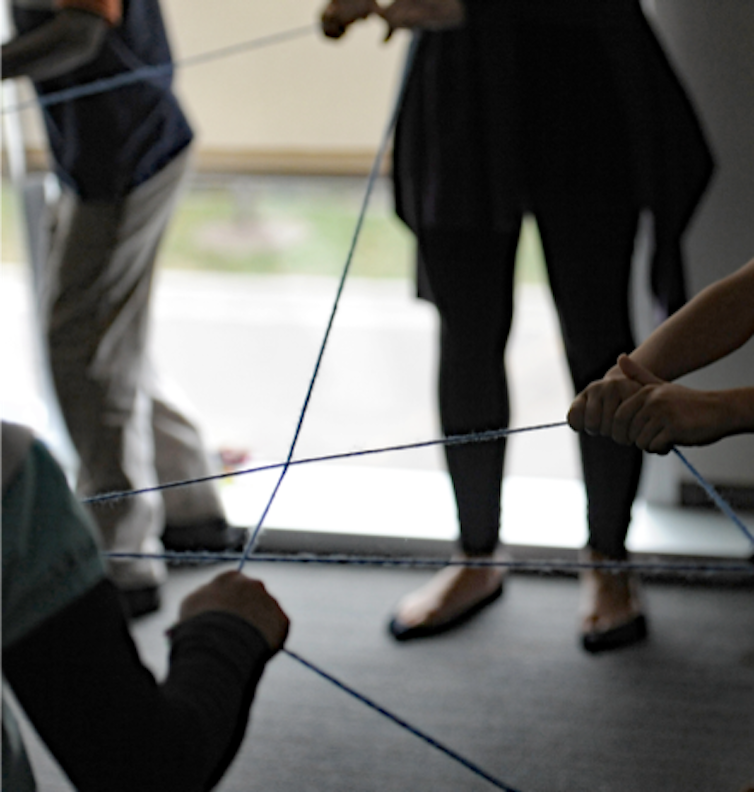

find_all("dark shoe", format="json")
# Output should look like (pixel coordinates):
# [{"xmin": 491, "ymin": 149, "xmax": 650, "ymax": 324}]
[
  {"xmin": 389, "ymin": 584, "xmax": 503, "ymax": 642},
  {"xmin": 120, "ymin": 585, "xmax": 161, "ymax": 620},
  {"xmin": 162, "ymin": 518, "xmax": 249, "ymax": 556},
  {"xmin": 582, "ymin": 613, "xmax": 648, "ymax": 654},
  {"xmin": 580, "ymin": 547, "xmax": 647, "ymax": 654}
]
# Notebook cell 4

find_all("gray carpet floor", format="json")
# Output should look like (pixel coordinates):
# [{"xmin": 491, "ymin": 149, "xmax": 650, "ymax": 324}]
[{"xmin": 18, "ymin": 562, "xmax": 754, "ymax": 792}]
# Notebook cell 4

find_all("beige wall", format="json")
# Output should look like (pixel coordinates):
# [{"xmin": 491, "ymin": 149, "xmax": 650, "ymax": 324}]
[
  {"xmin": 165, "ymin": 0, "xmax": 409, "ymax": 172},
  {"xmin": 10, "ymin": 1, "xmax": 410, "ymax": 174}
]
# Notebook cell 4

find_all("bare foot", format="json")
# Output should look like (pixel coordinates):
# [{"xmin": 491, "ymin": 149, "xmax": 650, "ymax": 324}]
[
  {"xmin": 393, "ymin": 551, "xmax": 506, "ymax": 631},
  {"xmin": 580, "ymin": 548, "xmax": 643, "ymax": 635}
]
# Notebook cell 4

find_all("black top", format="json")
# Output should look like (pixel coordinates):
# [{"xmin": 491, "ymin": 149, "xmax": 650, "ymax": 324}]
[{"xmin": 393, "ymin": 0, "xmax": 714, "ymax": 314}]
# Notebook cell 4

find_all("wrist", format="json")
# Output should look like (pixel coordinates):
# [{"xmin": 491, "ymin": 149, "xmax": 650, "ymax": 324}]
[{"xmin": 719, "ymin": 387, "xmax": 754, "ymax": 437}]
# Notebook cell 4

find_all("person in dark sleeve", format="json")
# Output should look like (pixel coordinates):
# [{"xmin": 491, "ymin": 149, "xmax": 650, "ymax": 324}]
[
  {"xmin": 2, "ymin": 421, "xmax": 289, "ymax": 792},
  {"xmin": 568, "ymin": 258, "xmax": 754, "ymax": 455},
  {"xmin": 1, "ymin": 0, "xmax": 248, "ymax": 619},
  {"xmin": 321, "ymin": 0, "xmax": 713, "ymax": 652}
]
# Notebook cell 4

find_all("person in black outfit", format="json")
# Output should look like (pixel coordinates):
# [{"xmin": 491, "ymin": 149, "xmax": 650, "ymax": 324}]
[
  {"xmin": 322, "ymin": 0, "xmax": 712, "ymax": 651},
  {"xmin": 2, "ymin": 421, "xmax": 289, "ymax": 792}
]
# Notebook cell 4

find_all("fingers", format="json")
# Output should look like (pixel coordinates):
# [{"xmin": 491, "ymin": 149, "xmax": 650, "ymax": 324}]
[
  {"xmin": 597, "ymin": 385, "xmax": 625, "ymax": 438},
  {"xmin": 320, "ymin": 0, "xmax": 381, "ymax": 38},
  {"xmin": 610, "ymin": 390, "xmax": 660, "ymax": 451},
  {"xmin": 179, "ymin": 570, "xmax": 290, "ymax": 654},
  {"xmin": 320, "ymin": 0, "xmax": 466, "ymax": 43},
  {"xmin": 321, "ymin": 2, "xmax": 342, "ymax": 38},
  {"xmin": 567, "ymin": 393, "xmax": 587, "ymax": 432},
  {"xmin": 571, "ymin": 362, "xmax": 724, "ymax": 455},
  {"xmin": 617, "ymin": 354, "xmax": 662, "ymax": 386},
  {"xmin": 567, "ymin": 374, "xmax": 642, "ymax": 437},
  {"xmin": 639, "ymin": 425, "xmax": 674, "ymax": 455}
]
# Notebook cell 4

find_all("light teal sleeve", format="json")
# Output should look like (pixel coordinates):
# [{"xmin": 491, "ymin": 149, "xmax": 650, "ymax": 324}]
[
  {"xmin": 2, "ymin": 439, "xmax": 106, "ymax": 649},
  {"xmin": 2, "ymin": 436, "xmax": 106, "ymax": 791}
]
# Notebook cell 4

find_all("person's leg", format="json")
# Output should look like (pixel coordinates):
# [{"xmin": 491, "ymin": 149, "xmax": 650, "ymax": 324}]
[
  {"xmin": 523, "ymin": 21, "xmax": 647, "ymax": 650},
  {"xmin": 145, "ymin": 369, "xmax": 247, "ymax": 552},
  {"xmin": 45, "ymin": 151, "xmax": 192, "ymax": 607},
  {"xmin": 536, "ymin": 204, "xmax": 646, "ymax": 650},
  {"xmin": 432, "ymin": 228, "xmax": 519, "ymax": 555},
  {"xmin": 389, "ymin": 224, "xmax": 520, "ymax": 639},
  {"xmin": 538, "ymin": 206, "xmax": 644, "ymax": 558},
  {"xmin": 46, "ymin": 190, "xmax": 166, "ymax": 602}
]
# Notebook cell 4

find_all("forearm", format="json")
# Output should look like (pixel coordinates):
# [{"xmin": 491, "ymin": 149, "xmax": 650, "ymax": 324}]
[
  {"xmin": 710, "ymin": 387, "xmax": 754, "ymax": 440},
  {"xmin": 2, "ymin": 9, "xmax": 107, "ymax": 81},
  {"xmin": 3, "ymin": 580, "xmax": 271, "ymax": 792},
  {"xmin": 165, "ymin": 612, "xmax": 272, "ymax": 790},
  {"xmin": 630, "ymin": 260, "xmax": 754, "ymax": 382}
]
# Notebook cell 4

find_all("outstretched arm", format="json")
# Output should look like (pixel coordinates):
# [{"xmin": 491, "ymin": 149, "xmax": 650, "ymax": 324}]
[
  {"xmin": 569, "ymin": 259, "xmax": 754, "ymax": 451},
  {"xmin": 598, "ymin": 355, "xmax": 754, "ymax": 454},
  {"xmin": 4, "ymin": 573, "xmax": 289, "ymax": 792},
  {"xmin": 3, "ymin": 430, "xmax": 289, "ymax": 792},
  {"xmin": 628, "ymin": 258, "xmax": 754, "ymax": 383},
  {"xmin": 2, "ymin": 8, "xmax": 109, "ymax": 82}
]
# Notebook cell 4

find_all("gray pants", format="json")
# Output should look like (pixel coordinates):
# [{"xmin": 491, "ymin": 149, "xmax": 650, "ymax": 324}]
[{"xmin": 45, "ymin": 148, "xmax": 225, "ymax": 589}]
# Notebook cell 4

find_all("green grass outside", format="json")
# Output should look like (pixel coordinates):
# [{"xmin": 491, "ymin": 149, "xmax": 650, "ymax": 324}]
[{"xmin": 2, "ymin": 175, "xmax": 547, "ymax": 283}]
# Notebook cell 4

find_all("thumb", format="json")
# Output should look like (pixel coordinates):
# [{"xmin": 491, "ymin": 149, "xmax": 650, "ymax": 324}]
[{"xmin": 617, "ymin": 354, "xmax": 663, "ymax": 386}]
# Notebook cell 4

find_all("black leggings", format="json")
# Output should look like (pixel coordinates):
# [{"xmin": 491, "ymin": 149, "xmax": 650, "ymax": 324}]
[
  {"xmin": 413, "ymin": 19, "xmax": 647, "ymax": 558},
  {"xmin": 419, "ymin": 204, "xmax": 643, "ymax": 558}
]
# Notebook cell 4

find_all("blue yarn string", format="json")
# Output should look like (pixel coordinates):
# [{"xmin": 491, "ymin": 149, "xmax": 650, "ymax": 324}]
[
  {"xmin": 103, "ymin": 551, "xmax": 754, "ymax": 576},
  {"xmin": 283, "ymin": 647, "xmax": 523, "ymax": 792},
  {"xmin": 8, "ymin": 18, "xmax": 749, "ymax": 792},
  {"xmin": 673, "ymin": 448, "xmax": 754, "ymax": 545},
  {"xmin": 1, "ymin": 24, "xmax": 316, "ymax": 115},
  {"xmin": 237, "ymin": 32, "xmax": 423, "ymax": 570},
  {"xmin": 82, "ymin": 422, "xmax": 567, "ymax": 506}
]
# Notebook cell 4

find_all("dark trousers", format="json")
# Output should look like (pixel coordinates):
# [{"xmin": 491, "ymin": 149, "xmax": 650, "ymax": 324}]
[
  {"xmin": 410, "ymin": 19, "xmax": 651, "ymax": 558},
  {"xmin": 419, "ymin": 200, "xmax": 643, "ymax": 558}
]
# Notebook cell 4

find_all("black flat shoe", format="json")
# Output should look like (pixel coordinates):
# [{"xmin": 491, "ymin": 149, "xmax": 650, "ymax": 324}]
[
  {"xmin": 388, "ymin": 584, "xmax": 503, "ymax": 642},
  {"xmin": 162, "ymin": 519, "xmax": 249, "ymax": 559},
  {"xmin": 581, "ymin": 613, "xmax": 648, "ymax": 654}
]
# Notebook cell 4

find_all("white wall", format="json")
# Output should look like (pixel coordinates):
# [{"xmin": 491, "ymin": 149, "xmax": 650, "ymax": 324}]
[{"xmin": 644, "ymin": 1, "xmax": 754, "ymax": 496}]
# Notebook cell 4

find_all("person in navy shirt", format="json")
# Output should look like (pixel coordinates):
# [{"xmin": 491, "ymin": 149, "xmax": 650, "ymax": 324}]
[{"xmin": 3, "ymin": 0, "xmax": 248, "ymax": 617}]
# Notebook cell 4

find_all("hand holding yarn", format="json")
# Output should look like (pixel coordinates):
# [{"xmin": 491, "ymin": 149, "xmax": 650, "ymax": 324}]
[
  {"xmin": 179, "ymin": 570, "xmax": 290, "ymax": 652},
  {"xmin": 321, "ymin": 0, "xmax": 383, "ymax": 38}
]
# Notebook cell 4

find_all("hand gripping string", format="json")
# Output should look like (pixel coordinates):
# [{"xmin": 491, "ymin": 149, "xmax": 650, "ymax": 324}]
[
  {"xmin": 236, "ymin": 32, "xmax": 423, "ymax": 570},
  {"xmin": 283, "ymin": 648, "xmax": 523, "ymax": 792}
]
